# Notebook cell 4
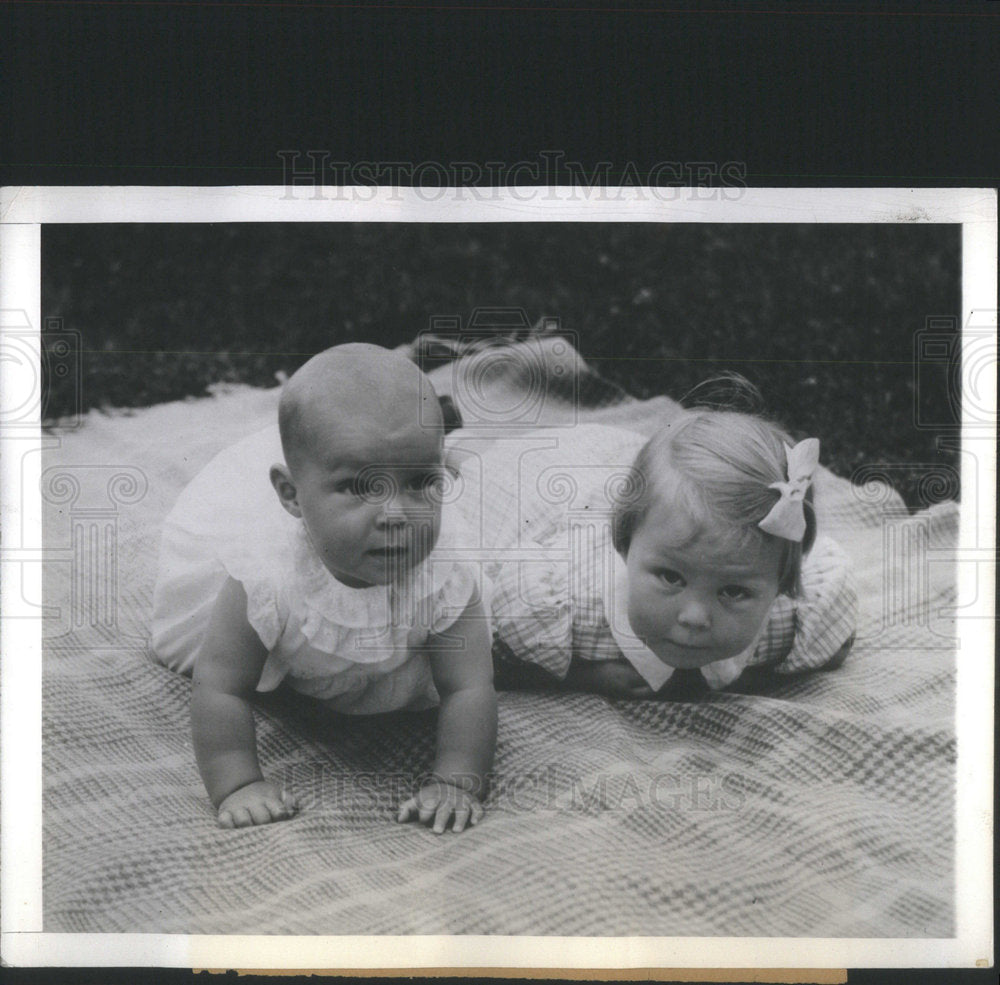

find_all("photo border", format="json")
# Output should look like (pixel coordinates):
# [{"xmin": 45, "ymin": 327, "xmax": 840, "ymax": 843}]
[{"xmin": 1, "ymin": 186, "xmax": 995, "ymax": 970}]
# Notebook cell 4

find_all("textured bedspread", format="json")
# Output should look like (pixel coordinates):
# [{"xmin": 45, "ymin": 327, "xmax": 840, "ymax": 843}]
[{"xmin": 41, "ymin": 342, "xmax": 957, "ymax": 936}]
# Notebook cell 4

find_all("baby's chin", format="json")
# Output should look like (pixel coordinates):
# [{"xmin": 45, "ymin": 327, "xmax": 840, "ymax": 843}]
[
  {"xmin": 651, "ymin": 641, "xmax": 740, "ymax": 670},
  {"xmin": 337, "ymin": 545, "xmax": 437, "ymax": 587}
]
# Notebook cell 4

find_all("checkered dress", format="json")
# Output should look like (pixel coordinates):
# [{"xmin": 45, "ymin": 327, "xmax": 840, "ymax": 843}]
[
  {"xmin": 451, "ymin": 425, "xmax": 858, "ymax": 690},
  {"xmin": 490, "ymin": 530, "xmax": 857, "ymax": 686}
]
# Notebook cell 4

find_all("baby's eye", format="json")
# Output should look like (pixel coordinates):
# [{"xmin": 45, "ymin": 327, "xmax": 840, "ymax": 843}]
[
  {"xmin": 333, "ymin": 477, "xmax": 366, "ymax": 497},
  {"xmin": 719, "ymin": 584, "xmax": 752, "ymax": 602},
  {"xmin": 408, "ymin": 470, "xmax": 445, "ymax": 495},
  {"xmin": 658, "ymin": 569, "xmax": 685, "ymax": 588}
]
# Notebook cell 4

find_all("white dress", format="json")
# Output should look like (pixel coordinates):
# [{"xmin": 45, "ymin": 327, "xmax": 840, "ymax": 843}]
[{"xmin": 152, "ymin": 425, "xmax": 480, "ymax": 714}]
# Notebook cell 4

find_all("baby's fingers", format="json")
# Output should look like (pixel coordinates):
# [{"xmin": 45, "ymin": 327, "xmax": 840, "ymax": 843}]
[
  {"xmin": 247, "ymin": 801, "xmax": 274, "ymax": 826},
  {"xmin": 432, "ymin": 801, "xmax": 454, "ymax": 835},
  {"xmin": 451, "ymin": 799, "xmax": 485, "ymax": 833},
  {"xmin": 281, "ymin": 789, "xmax": 300, "ymax": 813},
  {"xmin": 218, "ymin": 810, "xmax": 235, "ymax": 829},
  {"xmin": 469, "ymin": 800, "xmax": 484, "ymax": 827},
  {"xmin": 397, "ymin": 797, "xmax": 419, "ymax": 823},
  {"xmin": 263, "ymin": 796, "xmax": 292, "ymax": 822},
  {"xmin": 228, "ymin": 807, "xmax": 255, "ymax": 828}
]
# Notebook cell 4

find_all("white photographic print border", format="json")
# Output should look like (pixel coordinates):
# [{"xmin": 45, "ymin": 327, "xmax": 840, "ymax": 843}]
[{"xmin": 0, "ymin": 186, "xmax": 994, "ymax": 970}]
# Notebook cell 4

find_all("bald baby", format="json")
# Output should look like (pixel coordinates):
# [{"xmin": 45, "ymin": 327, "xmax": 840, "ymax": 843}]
[
  {"xmin": 166, "ymin": 341, "xmax": 496, "ymax": 833},
  {"xmin": 278, "ymin": 344, "xmax": 444, "ymax": 478}
]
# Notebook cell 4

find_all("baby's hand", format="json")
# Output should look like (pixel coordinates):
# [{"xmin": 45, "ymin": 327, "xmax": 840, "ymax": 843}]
[
  {"xmin": 566, "ymin": 657, "xmax": 656, "ymax": 700},
  {"xmin": 217, "ymin": 780, "xmax": 299, "ymax": 829},
  {"xmin": 397, "ymin": 779, "xmax": 483, "ymax": 834}
]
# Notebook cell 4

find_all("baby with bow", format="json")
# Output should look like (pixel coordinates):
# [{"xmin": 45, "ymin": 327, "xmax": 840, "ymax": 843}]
[{"xmin": 478, "ymin": 398, "xmax": 857, "ymax": 699}]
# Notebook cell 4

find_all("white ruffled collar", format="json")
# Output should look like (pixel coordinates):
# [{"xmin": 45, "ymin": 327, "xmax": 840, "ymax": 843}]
[
  {"xmin": 289, "ymin": 499, "xmax": 463, "ymax": 631},
  {"xmin": 602, "ymin": 536, "xmax": 756, "ymax": 692}
]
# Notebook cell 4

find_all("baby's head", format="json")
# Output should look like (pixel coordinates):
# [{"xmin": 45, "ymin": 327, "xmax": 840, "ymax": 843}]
[
  {"xmin": 612, "ymin": 407, "xmax": 818, "ymax": 670},
  {"xmin": 271, "ymin": 343, "xmax": 446, "ymax": 588}
]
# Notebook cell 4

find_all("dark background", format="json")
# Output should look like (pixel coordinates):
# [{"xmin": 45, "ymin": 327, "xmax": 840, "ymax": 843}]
[
  {"xmin": 42, "ymin": 221, "xmax": 961, "ymax": 507},
  {"xmin": 9, "ymin": 0, "xmax": 995, "ymax": 516},
  {"xmin": 4, "ymin": 1, "xmax": 997, "ymax": 188}
]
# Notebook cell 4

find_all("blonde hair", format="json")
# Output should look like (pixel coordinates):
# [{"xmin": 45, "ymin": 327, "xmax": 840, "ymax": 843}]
[{"xmin": 612, "ymin": 408, "xmax": 817, "ymax": 596}]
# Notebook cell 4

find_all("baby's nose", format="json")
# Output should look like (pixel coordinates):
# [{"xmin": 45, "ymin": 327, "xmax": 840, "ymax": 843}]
[
  {"xmin": 677, "ymin": 596, "xmax": 711, "ymax": 628},
  {"xmin": 377, "ymin": 494, "xmax": 410, "ymax": 522},
  {"xmin": 377, "ymin": 491, "xmax": 433, "ymax": 527},
  {"xmin": 378, "ymin": 507, "xmax": 407, "ymax": 526}
]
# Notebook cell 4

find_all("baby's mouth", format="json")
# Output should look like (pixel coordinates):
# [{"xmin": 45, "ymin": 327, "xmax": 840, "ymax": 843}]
[
  {"xmin": 366, "ymin": 537, "xmax": 422, "ymax": 567},
  {"xmin": 368, "ymin": 545, "xmax": 411, "ymax": 558}
]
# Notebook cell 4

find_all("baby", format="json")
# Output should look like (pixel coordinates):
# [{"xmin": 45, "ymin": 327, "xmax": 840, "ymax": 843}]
[
  {"xmin": 152, "ymin": 344, "xmax": 496, "ymax": 833},
  {"xmin": 483, "ymin": 407, "xmax": 857, "ymax": 697}
]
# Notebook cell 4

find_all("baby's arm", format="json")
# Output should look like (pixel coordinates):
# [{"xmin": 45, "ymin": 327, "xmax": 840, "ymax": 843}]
[
  {"xmin": 192, "ymin": 576, "xmax": 298, "ymax": 828},
  {"xmin": 398, "ymin": 594, "xmax": 497, "ymax": 834},
  {"xmin": 565, "ymin": 656, "xmax": 656, "ymax": 699}
]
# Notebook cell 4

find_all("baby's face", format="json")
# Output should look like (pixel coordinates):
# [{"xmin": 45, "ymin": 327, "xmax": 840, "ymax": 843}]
[
  {"xmin": 292, "ymin": 414, "xmax": 445, "ymax": 588},
  {"xmin": 624, "ymin": 496, "xmax": 782, "ymax": 669}
]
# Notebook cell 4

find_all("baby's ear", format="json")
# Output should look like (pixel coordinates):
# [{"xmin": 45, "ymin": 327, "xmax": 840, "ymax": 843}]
[{"xmin": 270, "ymin": 463, "xmax": 302, "ymax": 518}]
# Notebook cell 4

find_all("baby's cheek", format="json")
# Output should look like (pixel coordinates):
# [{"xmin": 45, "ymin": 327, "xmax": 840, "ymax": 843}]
[
  {"xmin": 734, "ymin": 604, "xmax": 772, "ymax": 647},
  {"xmin": 419, "ymin": 513, "xmax": 443, "ymax": 557},
  {"xmin": 626, "ymin": 587, "xmax": 660, "ymax": 638}
]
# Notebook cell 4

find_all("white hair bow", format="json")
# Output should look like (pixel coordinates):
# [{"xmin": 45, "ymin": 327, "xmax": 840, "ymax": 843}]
[{"xmin": 758, "ymin": 438, "xmax": 820, "ymax": 542}]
